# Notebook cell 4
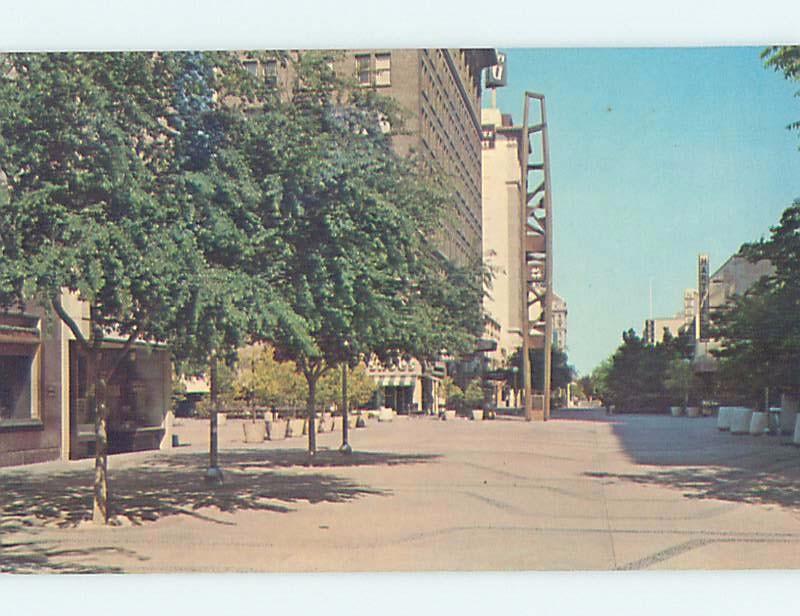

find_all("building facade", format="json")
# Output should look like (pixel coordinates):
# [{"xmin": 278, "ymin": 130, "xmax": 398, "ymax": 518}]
[
  {"xmin": 480, "ymin": 106, "xmax": 524, "ymax": 368},
  {"xmin": 339, "ymin": 49, "xmax": 497, "ymax": 411},
  {"xmin": 693, "ymin": 253, "xmax": 775, "ymax": 370},
  {"xmin": 552, "ymin": 293, "xmax": 568, "ymax": 352},
  {"xmin": 339, "ymin": 49, "xmax": 496, "ymax": 268},
  {"xmin": 0, "ymin": 294, "xmax": 172, "ymax": 467}
]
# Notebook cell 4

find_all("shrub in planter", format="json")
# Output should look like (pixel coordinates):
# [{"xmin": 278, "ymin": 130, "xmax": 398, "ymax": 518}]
[{"xmin": 463, "ymin": 380, "xmax": 484, "ymax": 415}]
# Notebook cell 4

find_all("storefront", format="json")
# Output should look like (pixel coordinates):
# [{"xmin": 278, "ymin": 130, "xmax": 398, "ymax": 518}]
[
  {"xmin": 368, "ymin": 358, "xmax": 441, "ymax": 414},
  {"xmin": 69, "ymin": 342, "xmax": 171, "ymax": 459}
]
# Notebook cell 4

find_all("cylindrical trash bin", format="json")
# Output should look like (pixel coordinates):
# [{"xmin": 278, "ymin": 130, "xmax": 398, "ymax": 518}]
[
  {"xmin": 717, "ymin": 407, "xmax": 733, "ymax": 431},
  {"xmin": 749, "ymin": 412, "xmax": 768, "ymax": 436},
  {"xmin": 730, "ymin": 408, "xmax": 754, "ymax": 434}
]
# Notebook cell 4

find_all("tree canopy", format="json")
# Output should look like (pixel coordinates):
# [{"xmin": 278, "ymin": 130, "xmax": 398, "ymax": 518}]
[{"xmin": 711, "ymin": 200, "xmax": 800, "ymax": 403}]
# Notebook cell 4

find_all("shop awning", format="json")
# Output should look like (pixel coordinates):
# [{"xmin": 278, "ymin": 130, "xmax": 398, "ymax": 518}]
[{"xmin": 375, "ymin": 374, "xmax": 416, "ymax": 387}]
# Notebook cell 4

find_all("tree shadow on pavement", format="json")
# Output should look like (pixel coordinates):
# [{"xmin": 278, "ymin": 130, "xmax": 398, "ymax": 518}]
[
  {"xmin": 556, "ymin": 408, "xmax": 800, "ymax": 512},
  {"xmin": 0, "ymin": 448, "xmax": 438, "ymax": 573},
  {"xmin": 586, "ymin": 456, "xmax": 800, "ymax": 511}
]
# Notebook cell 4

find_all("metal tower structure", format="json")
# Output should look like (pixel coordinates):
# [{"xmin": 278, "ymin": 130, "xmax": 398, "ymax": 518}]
[{"xmin": 519, "ymin": 92, "xmax": 554, "ymax": 421}]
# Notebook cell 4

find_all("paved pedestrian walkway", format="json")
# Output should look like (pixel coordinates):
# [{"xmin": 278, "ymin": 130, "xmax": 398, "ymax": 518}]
[{"xmin": 2, "ymin": 409, "xmax": 800, "ymax": 572}]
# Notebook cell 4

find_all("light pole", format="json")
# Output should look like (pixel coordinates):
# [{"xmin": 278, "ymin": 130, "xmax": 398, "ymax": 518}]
[
  {"xmin": 340, "ymin": 342, "xmax": 352, "ymax": 455},
  {"xmin": 205, "ymin": 356, "xmax": 223, "ymax": 484},
  {"xmin": 511, "ymin": 365, "xmax": 519, "ymax": 409}
]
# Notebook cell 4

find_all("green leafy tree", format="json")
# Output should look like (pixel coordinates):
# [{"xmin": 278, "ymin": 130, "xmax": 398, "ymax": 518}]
[
  {"xmin": 463, "ymin": 379, "xmax": 485, "ymax": 411},
  {"xmin": 0, "ymin": 51, "xmax": 293, "ymax": 521},
  {"xmin": 711, "ymin": 201, "xmax": 800, "ymax": 406},
  {"xmin": 233, "ymin": 344, "xmax": 306, "ymax": 410},
  {"xmin": 0, "ymin": 53, "xmax": 217, "ymax": 523},
  {"xmin": 602, "ymin": 329, "xmax": 677, "ymax": 413},
  {"xmin": 590, "ymin": 358, "xmax": 613, "ymax": 407},
  {"xmin": 248, "ymin": 53, "xmax": 483, "ymax": 454},
  {"xmin": 762, "ymin": 46, "xmax": 800, "ymax": 138},
  {"xmin": 316, "ymin": 362, "xmax": 377, "ymax": 411},
  {"xmin": 508, "ymin": 346, "xmax": 575, "ymax": 406},
  {"xmin": 664, "ymin": 358, "xmax": 695, "ymax": 408}
]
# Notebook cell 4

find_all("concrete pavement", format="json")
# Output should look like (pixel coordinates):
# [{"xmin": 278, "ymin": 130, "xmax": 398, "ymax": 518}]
[{"xmin": 2, "ymin": 409, "xmax": 800, "ymax": 572}]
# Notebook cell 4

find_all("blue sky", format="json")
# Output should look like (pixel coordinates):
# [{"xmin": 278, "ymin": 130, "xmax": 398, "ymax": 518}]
[{"xmin": 492, "ymin": 47, "xmax": 800, "ymax": 376}]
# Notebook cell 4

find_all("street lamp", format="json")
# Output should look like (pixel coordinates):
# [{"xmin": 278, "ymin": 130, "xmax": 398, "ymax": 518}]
[
  {"xmin": 340, "ymin": 342, "xmax": 352, "ymax": 455},
  {"xmin": 511, "ymin": 366, "xmax": 519, "ymax": 409},
  {"xmin": 204, "ymin": 356, "xmax": 224, "ymax": 484}
]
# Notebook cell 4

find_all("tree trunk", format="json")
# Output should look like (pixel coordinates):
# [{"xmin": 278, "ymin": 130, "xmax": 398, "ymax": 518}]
[
  {"xmin": 87, "ymin": 351, "xmax": 110, "ymax": 524},
  {"xmin": 306, "ymin": 374, "xmax": 317, "ymax": 456}
]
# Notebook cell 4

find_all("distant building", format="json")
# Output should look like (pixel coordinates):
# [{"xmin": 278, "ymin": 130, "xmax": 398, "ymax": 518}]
[
  {"xmin": 339, "ymin": 49, "xmax": 497, "ymax": 268},
  {"xmin": 337, "ymin": 49, "xmax": 498, "ymax": 411},
  {"xmin": 643, "ymin": 316, "xmax": 686, "ymax": 345},
  {"xmin": 694, "ymin": 253, "xmax": 775, "ymax": 370},
  {"xmin": 552, "ymin": 293, "xmax": 568, "ymax": 352},
  {"xmin": 481, "ymin": 106, "xmax": 524, "ymax": 367},
  {"xmin": 642, "ymin": 286, "xmax": 700, "ymax": 346}
]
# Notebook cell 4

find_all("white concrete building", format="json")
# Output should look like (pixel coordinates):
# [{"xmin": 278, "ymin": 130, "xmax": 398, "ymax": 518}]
[{"xmin": 480, "ymin": 106, "xmax": 524, "ymax": 368}]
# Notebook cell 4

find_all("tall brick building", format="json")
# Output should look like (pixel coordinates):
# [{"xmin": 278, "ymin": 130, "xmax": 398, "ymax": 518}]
[
  {"xmin": 339, "ymin": 49, "xmax": 496, "ymax": 267},
  {"xmin": 337, "ymin": 49, "xmax": 497, "ymax": 412}
]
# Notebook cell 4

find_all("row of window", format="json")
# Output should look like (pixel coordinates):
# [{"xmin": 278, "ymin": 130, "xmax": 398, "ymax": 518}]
[
  {"xmin": 355, "ymin": 53, "xmax": 391, "ymax": 87},
  {"xmin": 419, "ymin": 52, "xmax": 481, "ymax": 203},
  {"xmin": 242, "ymin": 57, "xmax": 280, "ymax": 87}
]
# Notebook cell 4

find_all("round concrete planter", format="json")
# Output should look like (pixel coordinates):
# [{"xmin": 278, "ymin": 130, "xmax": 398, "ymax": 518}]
[
  {"xmin": 266, "ymin": 420, "xmax": 283, "ymax": 440},
  {"xmin": 441, "ymin": 410, "xmax": 457, "ymax": 421},
  {"xmin": 686, "ymin": 406, "xmax": 701, "ymax": 418},
  {"xmin": 242, "ymin": 421, "xmax": 266, "ymax": 443},
  {"xmin": 794, "ymin": 415, "xmax": 800, "ymax": 446},
  {"xmin": 749, "ymin": 412, "xmax": 768, "ymax": 436},
  {"xmin": 730, "ymin": 408, "xmax": 754, "ymax": 434},
  {"xmin": 781, "ymin": 394, "xmax": 799, "ymax": 435},
  {"xmin": 378, "ymin": 407, "xmax": 394, "ymax": 422},
  {"xmin": 470, "ymin": 409, "xmax": 484, "ymax": 421},
  {"xmin": 217, "ymin": 413, "xmax": 227, "ymax": 426},
  {"xmin": 285, "ymin": 418, "xmax": 305, "ymax": 438},
  {"xmin": 717, "ymin": 407, "xmax": 734, "ymax": 431},
  {"xmin": 670, "ymin": 406, "xmax": 683, "ymax": 417}
]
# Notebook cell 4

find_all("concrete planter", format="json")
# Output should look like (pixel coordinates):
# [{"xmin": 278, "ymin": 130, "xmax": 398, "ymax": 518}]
[
  {"xmin": 286, "ymin": 418, "xmax": 305, "ymax": 438},
  {"xmin": 717, "ymin": 407, "xmax": 734, "ymax": 431},
  {"xmin": 242, "ymin": 421, "xmax": 266, "ymax": 443},
  {"xmin": 781, "ymin": 394, "xmax": 799, "ymax": 435},
  {"xmin": 217, "ymin": 413, "xmax": 227, "ymax": 426},
  {"xmin": 670, "ymin": 406, "xmax": 683, "ymax": 417},
  {"xmin": 685, "ymin": 406, "xmax": 701, "ymax": 418},
  {"xmin": 266, "ymin": 420, "xmax": 283, "ymax": 441},
  {"xmin": 441, "ymin": 410, "xmax": 457, "ymax": 421},
  {"xmin": 749, "ymin": 412, "xmax": 768, "ymax": 436},
  {"xmin": 730, "ymin": 408, "xmax": 754, "ymax": 434},
  {"xmin": 470, "ymin": 409, "xmax": 484, "ymax": 421},
  {"xmin": 794, "ymin": 415, "xmax": 800, "ymax": 446},
  {"xmin": 378, "ymin": 407, "xmax": 394, "ymax": 422}
]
